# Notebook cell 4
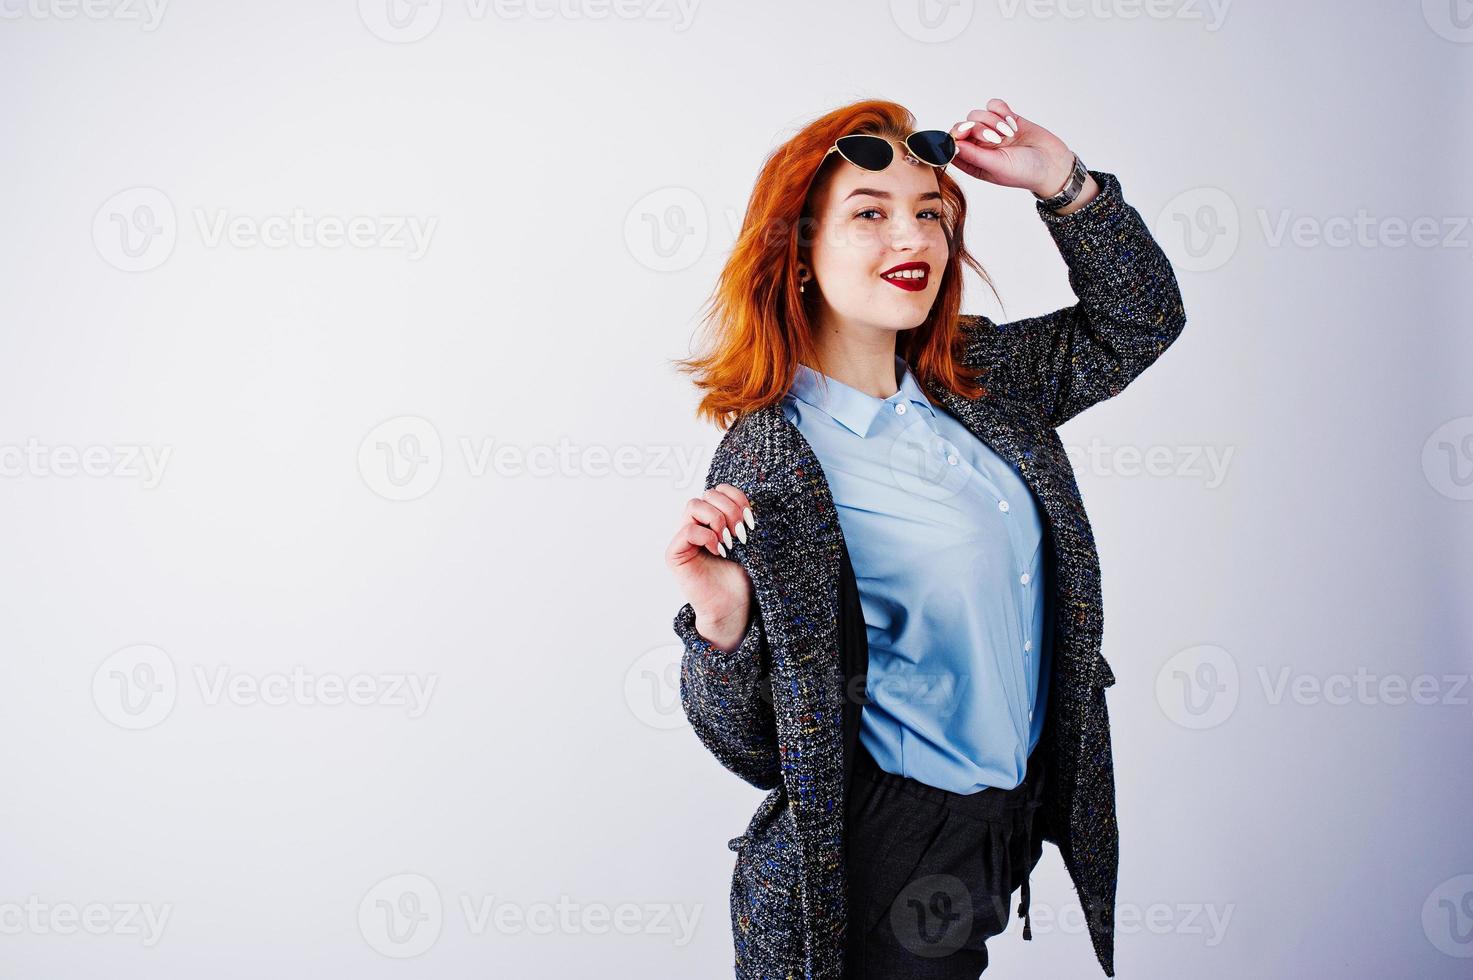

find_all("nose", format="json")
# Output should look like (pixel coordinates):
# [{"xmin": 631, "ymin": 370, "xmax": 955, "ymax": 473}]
[{"xmin": 885, "ymin": 215, "xmax": 929, "ymax": 251}]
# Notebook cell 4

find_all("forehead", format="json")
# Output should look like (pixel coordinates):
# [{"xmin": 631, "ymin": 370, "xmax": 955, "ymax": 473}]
[{"xmin": 819, "ymin": 150, "xmax": 942, "ymax": 208}]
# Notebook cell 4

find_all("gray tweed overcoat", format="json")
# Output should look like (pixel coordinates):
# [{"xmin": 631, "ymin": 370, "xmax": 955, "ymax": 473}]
[{"xmin": 674, "ymin": 169, "xmax": 1187, "ymax": 979}]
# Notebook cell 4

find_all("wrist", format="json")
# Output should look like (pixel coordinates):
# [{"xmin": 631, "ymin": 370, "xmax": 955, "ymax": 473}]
[
  {"xmin": 1032, "ymin": 151, "xmax": 1077, "ymax": 199},
  {"xmin": 694, "ymin": 603, "xmax": 753, "ymax": 653}
]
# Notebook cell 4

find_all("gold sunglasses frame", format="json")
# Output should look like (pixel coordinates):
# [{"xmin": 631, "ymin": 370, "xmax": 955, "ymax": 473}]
[{"xmin": 821, "ymin": 131, "xmax": 959, "ymax": 172}]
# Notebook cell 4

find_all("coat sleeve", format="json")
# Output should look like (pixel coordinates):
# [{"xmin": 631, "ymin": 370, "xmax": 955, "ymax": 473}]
[
  {"xmin": 973, "ymin": 168, "xmax": 1188, "ymax": 427},
  {"xmin": 674, "ymin": 599, "xmax": 781, "ymax": 791}
]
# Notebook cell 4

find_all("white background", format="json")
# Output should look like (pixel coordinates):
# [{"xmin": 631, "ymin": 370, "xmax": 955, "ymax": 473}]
[{"xmin": 1, "ymin": 1, "xmax": 1470, "ymax": 977}]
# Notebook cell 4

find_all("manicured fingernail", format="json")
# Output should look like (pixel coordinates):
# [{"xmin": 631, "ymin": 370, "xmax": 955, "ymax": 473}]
[
  {"xmin": 718, "ymin": 542, "xmax": 727, "ymax": 558},
  {"xmin": 1006, "ymin": 115, "xmax": 1017, "ymax": 130},
  {"xmin": 954, "ymin": 121, "xmax": 975, "ymax": 136},
  {"xmin": 734, "ymin": 521, "xmax": 748, "ymax": 545},
  {"xmin": 744, "ymin": 507, "xmax": 756, "ymax": 529},
  {"xmin": 995, "ymin": 120, "xmax": 1014, "ymax": 138},
  {"xmin": 721, "ymin": 526, "xmax": 733, "ymax": 548},
  {"xmin": 981, "ymin": 128, "xmax": 1002, "ymax": 144}
]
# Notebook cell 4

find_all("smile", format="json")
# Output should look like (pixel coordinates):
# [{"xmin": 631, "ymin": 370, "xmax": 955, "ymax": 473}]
[{"xmin": 880, "ymin": 261, "xmax": 929, "ymax": 292}]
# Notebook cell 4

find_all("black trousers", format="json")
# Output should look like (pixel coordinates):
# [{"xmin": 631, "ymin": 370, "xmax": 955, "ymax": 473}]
[{"xmin": 843, "ymin": 738, "xmax": 1047, "ymax": 979}]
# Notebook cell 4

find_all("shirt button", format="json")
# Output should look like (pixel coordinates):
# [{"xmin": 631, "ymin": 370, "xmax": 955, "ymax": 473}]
[
  {"xmin": 998, "ymin": 500, "xmax": 1010, "ymax": 513},
  {"xmin": 1024, "ymin": 640, "xmax": 1032, "ymax": 651},
  {"xmin": 1020, "ymin": 572, "xmax": 1030, "ymax": 585},
  {"xmin": 946, "ymin": 454, "xmax": 958, "ymax": 466},
  {"xmin": 895, "ymin": 403, "xmax": 907, "ymax": 415}
]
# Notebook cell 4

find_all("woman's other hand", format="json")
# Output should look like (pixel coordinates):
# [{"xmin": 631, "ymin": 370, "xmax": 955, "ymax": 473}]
[
  {"xmin": 949, "ymin": 98, "xmax": 1087, "ymax": 202},
  {"xmin": 665, "ymin": 484, "xmax": 759, "ymax": 652}
]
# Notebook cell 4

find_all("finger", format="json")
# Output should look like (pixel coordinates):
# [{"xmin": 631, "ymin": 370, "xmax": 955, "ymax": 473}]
[
  {"xmin": 686, "ymin": 495, "xmax": 740, "ymax": 553},
  {"xmin": 958, "ymin": 102, "xmax": 1021, "ymax": 141},
  {"xmin": 700, "ymin": 488, "xmax": 751, "ymax": 545},
  {"xmin": 951, "ymin": 136, "xmax": 1004, "ymax": 179},
  {"xmin": 953, "ymin": 110, "xmax": 1014, "ymax": 147},
  {"xmin": 670, "ymin": 518, "xmax": 727, "ymax": 562},
  {"xmin": 977, "ymin": 99, "xmax": 1019, "ymax": 135},
  {"xmin": 708, "ymin": 483, "xmax": 757, "ymax": 531}
]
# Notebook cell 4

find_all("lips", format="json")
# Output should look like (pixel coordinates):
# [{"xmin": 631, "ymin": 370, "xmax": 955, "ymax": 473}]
[{"xmin": 880, "ymin": 261, "xmax": 929, "ymax": 292}]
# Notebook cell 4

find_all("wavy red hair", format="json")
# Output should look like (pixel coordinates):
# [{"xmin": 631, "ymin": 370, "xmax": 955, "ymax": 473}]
[{"xmin": 673, "ymin": 99, "xmax": 1001, "ymax": 431}]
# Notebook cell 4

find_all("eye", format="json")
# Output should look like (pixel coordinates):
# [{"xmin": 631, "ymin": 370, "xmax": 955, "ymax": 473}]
[{"xmin": 854, "ymin": 207, "xmax": 945, "ymax": 222}]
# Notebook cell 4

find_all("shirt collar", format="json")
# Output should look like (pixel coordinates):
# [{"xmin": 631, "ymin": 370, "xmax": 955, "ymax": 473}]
[{"xmin": 785, "ymin": 353, "xmax": 936, "ymax": 438}]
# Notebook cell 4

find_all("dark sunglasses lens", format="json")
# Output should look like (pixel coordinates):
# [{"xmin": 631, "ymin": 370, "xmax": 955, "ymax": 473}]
[
  {"xmin": 835, "ymin": 134, "xmax": 893, "ymax": 171},
  {"xmin": 907, "ymin": 130, "xmax": 957, "ymax": 167}
]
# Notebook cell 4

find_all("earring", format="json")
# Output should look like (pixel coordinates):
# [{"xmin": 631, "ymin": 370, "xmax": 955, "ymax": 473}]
[{"xmin": 798, "ymin": 265, "xmax": 810, "ymax": 294}]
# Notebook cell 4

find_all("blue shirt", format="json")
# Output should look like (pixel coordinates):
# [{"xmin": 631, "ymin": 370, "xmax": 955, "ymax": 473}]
[{"xmin": 780, "ymin": 354, "xmax": 1052, "ymax": 793}]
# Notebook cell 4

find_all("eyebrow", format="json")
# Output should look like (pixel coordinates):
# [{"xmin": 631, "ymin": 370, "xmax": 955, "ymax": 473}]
[{"xmin": 843, "ymin": 188, "xmax": 944, "ymax": 202}]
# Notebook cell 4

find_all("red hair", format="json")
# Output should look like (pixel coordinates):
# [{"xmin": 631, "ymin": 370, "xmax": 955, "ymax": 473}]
[{"xmin": 673, "ymin": 99, "xmax": 1000, "ymax": 431}]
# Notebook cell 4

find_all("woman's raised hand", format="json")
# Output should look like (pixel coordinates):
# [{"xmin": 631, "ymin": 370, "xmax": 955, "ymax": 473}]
[
  {"xmin": 948, "ymin": 98, "xmax": 1077, "ymax": 198},
  {"xmin": 665, "ymin": 484, "xmax": 759, "ymax": 652}
]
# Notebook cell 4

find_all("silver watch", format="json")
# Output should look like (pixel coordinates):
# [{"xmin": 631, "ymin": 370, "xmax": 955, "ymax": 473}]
[{"xmin": 1034, "ymin": 153, "xmax": 1089, "ymax": 212}]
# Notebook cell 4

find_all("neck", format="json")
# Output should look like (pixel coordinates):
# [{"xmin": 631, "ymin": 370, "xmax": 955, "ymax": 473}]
[{"xmin": 805, "ymin": 317, "xmax": 902, "ymax": 398}]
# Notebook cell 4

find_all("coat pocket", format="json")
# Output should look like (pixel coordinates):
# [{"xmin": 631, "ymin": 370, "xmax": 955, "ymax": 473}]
[
  {"xmin": 729, "ymin": 785, "xmax": 787, "ymax": 852},
  {"xmin": 729, "ymin": 809, "xmax": 804, "ymax": 972}
]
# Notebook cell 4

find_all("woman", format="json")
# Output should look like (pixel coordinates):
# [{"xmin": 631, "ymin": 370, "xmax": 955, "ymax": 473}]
[{"xmin": 665, "ymin": 98, "xmax": 1186, "ymax": 979}]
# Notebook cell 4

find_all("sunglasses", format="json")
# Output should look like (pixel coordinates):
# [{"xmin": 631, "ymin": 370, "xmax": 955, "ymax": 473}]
[{"xmin": 822, "ymin": 130, "xmax": 959, "ymax": 172}]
